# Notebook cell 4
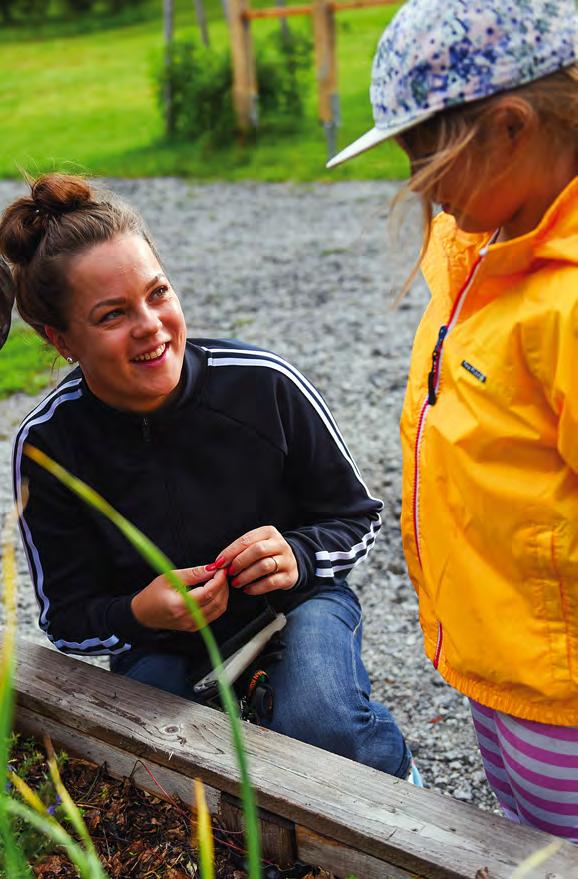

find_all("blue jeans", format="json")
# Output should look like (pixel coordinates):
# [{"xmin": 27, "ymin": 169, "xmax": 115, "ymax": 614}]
[{"xmin": 111, "ymin": 585, "xmax": 411, "ymax": 778}]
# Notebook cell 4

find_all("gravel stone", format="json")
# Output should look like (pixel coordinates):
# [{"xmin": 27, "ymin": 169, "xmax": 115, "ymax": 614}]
[{"xmin": 0, "ymin": 178, "xmax": 498, "ymax": 814}]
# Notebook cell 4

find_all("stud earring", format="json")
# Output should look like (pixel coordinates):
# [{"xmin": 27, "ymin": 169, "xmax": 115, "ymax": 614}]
[{"xmin": 66, "ymin": 356, "xmax": 74, "ymax": 364}]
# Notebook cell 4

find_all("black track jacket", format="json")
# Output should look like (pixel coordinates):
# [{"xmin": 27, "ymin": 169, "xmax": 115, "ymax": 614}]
[{"xmin": 13, "ymin": 340, "xmax": 382, "ymax": 663}]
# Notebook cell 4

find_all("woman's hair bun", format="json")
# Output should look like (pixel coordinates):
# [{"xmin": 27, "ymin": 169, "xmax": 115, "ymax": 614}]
[
  {"xmin": 0, "ymin": 173, "xmax": 94, "ymax": 267},
  {"xmin": 31, "ymin": 173, "xmax": 93, "ymax": 217}
]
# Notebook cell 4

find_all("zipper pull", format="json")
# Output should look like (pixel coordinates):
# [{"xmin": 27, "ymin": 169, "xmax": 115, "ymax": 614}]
[
  {"xmin": 427, "ymin": 325, "xmax": 447, "ymax": 406},
  {"xmin": 142, "ymin": 416, "xmax": 151, "ymax": 443}
]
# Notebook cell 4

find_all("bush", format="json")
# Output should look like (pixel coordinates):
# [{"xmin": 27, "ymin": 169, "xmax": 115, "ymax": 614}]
[
  {"xmin": 257, "ymin": 29, "xmax": 312, "ymax": 122},
  {"xmin": 158, "ymin": 39, "xmax": 237, "ymax": 146},
  {"xmin": 157, "ymin": 29, "xmax": 313, "ymax": 146},
  {"xmin": 0, "ymin": 0, "xmax": 146, "ymax": 23},
  {"xmin": 0, "ymin": 0, "xmax": 43, "ymax": 22},
  {"xmin": 63, "ymin": 0, "xmax": 147, "ymax": 13}
]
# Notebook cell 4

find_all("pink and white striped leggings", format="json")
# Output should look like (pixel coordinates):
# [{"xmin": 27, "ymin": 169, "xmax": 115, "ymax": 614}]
[{"xmin": 470, "ymin": 700, "xmax": 578, "ymax": 842}]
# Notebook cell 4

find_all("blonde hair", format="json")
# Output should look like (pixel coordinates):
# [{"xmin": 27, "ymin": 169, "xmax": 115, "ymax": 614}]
[{"xmin": 393, "ymin": 63, "xmax": 578, "ymax": 298}]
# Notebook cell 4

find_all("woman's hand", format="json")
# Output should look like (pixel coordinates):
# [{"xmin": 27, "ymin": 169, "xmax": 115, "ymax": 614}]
[
  {"xmin": 215, "ymin": 526, "xmax": 299, "ymax": 596},
  {"xmin": 131, "ymin": 566, "xmax": 229, "ymax": 631}
]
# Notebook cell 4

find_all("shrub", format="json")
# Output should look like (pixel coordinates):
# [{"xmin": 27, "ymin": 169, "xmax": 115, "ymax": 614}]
[
  {"xmin": 159, "ymin": 39, "xmax": 237, "ymax": 146},
  {"xmin": 257, "ymin": 29, "xmax": 312, "ymax": 123},
  {"xmin": 157, "ymin": 29, "xmax": 313, "ymax": 145},
  {"xmin": 0, "ymin": 0, "xmax": 146, "ymax": 24},
  {"xmin": 0, "ymin": 0, "xmax": 43, "ymax": 22},
  {"xmin": 63, "ymin": 0, "xmax": 147, "ymax": 13}
]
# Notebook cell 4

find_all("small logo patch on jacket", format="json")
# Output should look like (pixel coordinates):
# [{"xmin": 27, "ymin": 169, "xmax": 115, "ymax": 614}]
[{"xmin": 461, "ymin": 360, "xmax": 486, "ymax": 383}]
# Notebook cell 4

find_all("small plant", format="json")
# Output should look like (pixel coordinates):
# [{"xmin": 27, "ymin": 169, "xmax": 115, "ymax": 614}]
[
  {"xmin": 1, "ymin": 737, "xmax": 70, "ymax": 877},
  {"xmin": 156, "ymin": 30, "xmax": 313, "ymax": 145}
]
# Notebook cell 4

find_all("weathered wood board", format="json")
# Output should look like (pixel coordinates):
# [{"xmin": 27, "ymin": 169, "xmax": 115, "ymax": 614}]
[{"xmin": 9, "ymin": 639, "xmax": 578, "ymax": 879}]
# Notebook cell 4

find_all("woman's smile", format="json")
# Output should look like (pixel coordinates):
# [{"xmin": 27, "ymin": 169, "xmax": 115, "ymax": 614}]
[{"xmin": 131, "ymin": 341, "xmax": 170, "ymax": 364}]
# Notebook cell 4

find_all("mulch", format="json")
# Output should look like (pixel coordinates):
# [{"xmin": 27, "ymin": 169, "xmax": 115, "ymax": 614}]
[{"xmin": 8, "ymin": 734, "xmax": 330, "ymax": 879}]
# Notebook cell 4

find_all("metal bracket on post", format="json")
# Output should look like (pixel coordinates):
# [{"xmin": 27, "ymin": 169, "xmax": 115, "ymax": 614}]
[
  {"xmin": 250, "ymin": 92, "xmax": 259, "ymax": 128},
  {"xmin": 324, "ymin": 92, "xmax": 340, "ymax": 161}
]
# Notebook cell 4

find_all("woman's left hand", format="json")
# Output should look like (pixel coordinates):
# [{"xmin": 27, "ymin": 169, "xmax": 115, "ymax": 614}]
[{"xmin": 215, "ymin": 526, "xmax": 299, "ymax": 596}]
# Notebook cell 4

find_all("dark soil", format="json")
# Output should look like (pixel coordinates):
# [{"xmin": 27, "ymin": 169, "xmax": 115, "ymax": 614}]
[{"xmin": 7, "ymin": 734, "xmax": 328, "ymax": 879}]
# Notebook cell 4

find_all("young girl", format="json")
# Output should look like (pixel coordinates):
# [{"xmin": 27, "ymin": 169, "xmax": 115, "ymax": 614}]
[{"xmin": 328, "ymin": 0, "xmax": 578, "ymax": 841}]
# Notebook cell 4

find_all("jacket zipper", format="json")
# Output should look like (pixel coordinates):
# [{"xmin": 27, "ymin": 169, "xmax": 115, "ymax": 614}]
[
  {"xmin": 142, "ymin": 417, "xmax": 151, "ymax": 443},
  {"xmin": 427, "ymin": 325, "xmax": 448, "ymax": 405},
  {"xmin": 412, "ymin": 253, "xmax": 486, "ymax": 669}
]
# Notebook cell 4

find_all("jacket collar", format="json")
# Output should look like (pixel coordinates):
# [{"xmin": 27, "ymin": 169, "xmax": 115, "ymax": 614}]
[
  {"xmin": 80, "ymin": 340, "xmax": 206, "ymax": 424},
  {"xmin": 423, "ymin": 175, "xmax": 578, "ymax": 301}
]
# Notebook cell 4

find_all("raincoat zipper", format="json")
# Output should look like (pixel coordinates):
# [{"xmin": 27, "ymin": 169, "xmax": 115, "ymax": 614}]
[{"xmin": 412, "ymin": 252, "xmax": 486, "ymax": 668}]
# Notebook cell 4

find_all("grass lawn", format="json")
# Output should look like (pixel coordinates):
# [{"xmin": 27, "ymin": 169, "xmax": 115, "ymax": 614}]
[
  {"xmin": 0, "ymin": 326, "xmax": 64, "ymax": 399},
  {"xmin": 0, "ymin": 0, "xmax": 409, "ymax": 181}
]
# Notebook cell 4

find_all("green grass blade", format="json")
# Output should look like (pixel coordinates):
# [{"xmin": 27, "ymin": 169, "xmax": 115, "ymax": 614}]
[
  {"xmin": 0, "ymin": 508, "xmax": 34, "ymax": 878},
  {"xmin": 5, "ymin": 799, "xmax": 108, "ymax": 879},
  {"xmin": 24, "ymin": 444, "xmax": 262, "ymax": 879},
  {"xmin": 45, "ymin": 736, "xmax": 97, "ymax": 855}
]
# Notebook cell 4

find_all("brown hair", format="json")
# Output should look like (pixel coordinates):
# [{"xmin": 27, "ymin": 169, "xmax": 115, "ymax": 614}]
[
  {"xmin": 393, "ymin": 63, "xmax": 578, "ymax": 297},
  {"xmin": 0, "ymin": 173, "xmax": 160, "ymax": 343}
]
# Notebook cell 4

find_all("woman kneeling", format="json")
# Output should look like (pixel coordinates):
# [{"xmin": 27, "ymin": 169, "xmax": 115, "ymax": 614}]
[{"xmin": 2, "ymin": 173, "xmax": 410, "ymax": 778}]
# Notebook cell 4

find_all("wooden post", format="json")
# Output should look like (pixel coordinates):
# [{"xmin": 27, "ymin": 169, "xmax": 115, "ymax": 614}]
[
  {"xmin": 228, "ymin": 0, "xmax": 258, "ymax": 131},
  {"xmin": 192, "ymin": 0, "xmax": 210, "ymax": 46},
  {"xmin": 312, "ymin": 0, "xmax": 338, "ymax": 159},
  {"xmin": 163, "ymin": 0, "xmax": 175, "ymax": 136}
]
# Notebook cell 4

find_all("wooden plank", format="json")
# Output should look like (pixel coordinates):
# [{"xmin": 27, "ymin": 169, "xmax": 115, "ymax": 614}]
[
  {"xmin": 11, "ymin": 640, "xmax": 578, "ymax": 879},
  {"xmin": 243, "ymin": 5, "xmax": 312, "ymax": 18},
  {"xmin": 220, "ymin": 792, "xmax": 296, "ymax": 867},
  {"xmin": 242, "ymin": 0, "xmax": 396, "ymax": 17},
  {"xmin": 17, "ymin": 704, "xmax": 418, "ymax": 877},
  {"xmin": 331, "ymin": 0, "xmax": 398, "ymax": 8},
  {"xmin": 297, "ymin": 826, "xmax": 421, "ymax": 879},
  {"xmin": 17, "ymin": 706, "xmax": 296, "ymax": 867},
  {"xmin": 16, "ymin": 705, "xmax": 221, "ymax": 815}
]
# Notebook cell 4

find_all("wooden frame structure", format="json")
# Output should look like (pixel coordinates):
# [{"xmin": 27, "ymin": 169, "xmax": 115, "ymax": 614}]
[
  {"xmin": 227, "ymin": 0, "xmax": 397, "ymax": 156},
  {"xmin": 9, "ymin": 637, "xmax": 578, "ymax": 879}
]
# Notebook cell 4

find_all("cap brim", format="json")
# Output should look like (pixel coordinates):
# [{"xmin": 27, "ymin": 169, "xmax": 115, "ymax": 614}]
[{"xmin": 326, "ymin": 112, "xmax": 435, "ymax": 169}]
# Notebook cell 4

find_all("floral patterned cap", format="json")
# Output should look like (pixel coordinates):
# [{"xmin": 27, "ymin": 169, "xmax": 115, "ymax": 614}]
[{"xmin": 327, "ymin": 0, "xmax": 578, "ymax": 168}]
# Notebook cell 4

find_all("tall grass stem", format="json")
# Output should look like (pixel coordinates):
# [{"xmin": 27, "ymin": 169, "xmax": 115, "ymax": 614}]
[{"xmin": 24, "ymin": 444, "xmax": 262, "ymax": 878}]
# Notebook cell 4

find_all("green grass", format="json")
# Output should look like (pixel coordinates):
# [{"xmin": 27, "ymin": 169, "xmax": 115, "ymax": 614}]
[
  {"xmin": 0, "ymin": 327, "xmax": 64, "ymax": 400},
  {"xmin": 0, "ymin": 1, "xmax": 410, "ymax": 181}
]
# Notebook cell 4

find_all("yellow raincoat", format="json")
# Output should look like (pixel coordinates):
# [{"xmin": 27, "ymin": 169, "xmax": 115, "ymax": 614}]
[{"xmin": 400, "ymin": 176, "xmax": 578, "ymax": 724}]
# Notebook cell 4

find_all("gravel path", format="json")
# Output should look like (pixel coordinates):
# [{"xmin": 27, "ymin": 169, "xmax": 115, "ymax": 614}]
[{"xmin": 0, "ymin": 178, "xmax": 495, "ymax": 812}]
